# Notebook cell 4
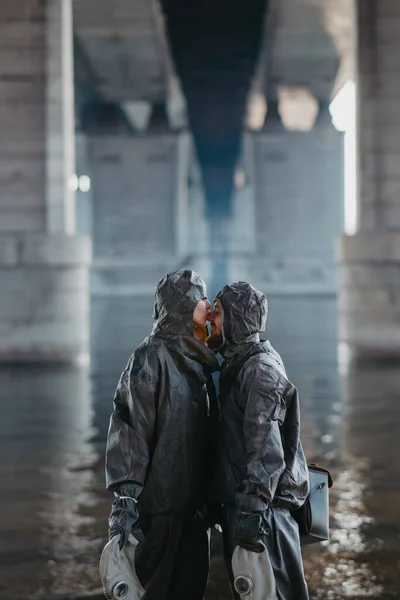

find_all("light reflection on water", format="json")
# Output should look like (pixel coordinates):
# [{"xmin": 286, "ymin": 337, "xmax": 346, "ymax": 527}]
[
  {"xmin": 330, "ymin": 469, "xmax": 373, "ymax": 554},
  {"xmin": 316, "ymin": 469, "xmax": 384, "ymax": 599},
  {"xmin": 1, "ymin": 296, "xmax": 400, "ymax": 599}
]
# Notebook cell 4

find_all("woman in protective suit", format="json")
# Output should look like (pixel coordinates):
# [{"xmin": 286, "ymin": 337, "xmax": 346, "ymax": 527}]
[{"xmin": 105, "ymin": 269, "xmax": 220, "ymax": 600}]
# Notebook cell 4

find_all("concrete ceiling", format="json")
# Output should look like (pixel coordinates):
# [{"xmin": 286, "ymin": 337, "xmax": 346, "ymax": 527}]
[
  {"xmin": 160, "ymin": 0, "xmax": 269, "ymax": 217},
  {"xmin": 257, "ymin": 0, "xmax": 353, "ymax": 102},
  {"xmin": 73, "ymin": 0, "xmax": 353, "ymax": 108},
  {"xmin": 73, "ymin": 0, "xmax": 353, "ymax": 207},
  {"xmin": 73, "ymin": 0, "xmax": 172, "ymax": 103}
]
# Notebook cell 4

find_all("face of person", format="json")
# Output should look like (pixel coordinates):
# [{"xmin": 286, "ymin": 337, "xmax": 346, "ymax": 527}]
[
  {"xmin": 193, "ymin": 297, "xmax": 212, "ymax": 328},
  {"xmin": 206, "ymin": 299, "xmax": 224, "ymax": 349}
]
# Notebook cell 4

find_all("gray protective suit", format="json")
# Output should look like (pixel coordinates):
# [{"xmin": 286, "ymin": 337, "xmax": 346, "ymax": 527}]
[
  {"xmin": 105, "ymin": 269, "xmax": 220, "ymax": 600},
  {"xmin": 211, "ymin": 282, "xmax": 310, "ymax": 600}
]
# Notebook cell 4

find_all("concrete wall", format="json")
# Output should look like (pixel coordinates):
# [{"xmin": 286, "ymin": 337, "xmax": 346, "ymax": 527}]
[
  {"xmin": 232, "ymin": 124, "xmax": 345, "ymax": 294},
  {"xmin": 357, "ymin": 0, "xmax": 400, "ymax": 232},
  {"xmin": 90, "ymin": 134, "xmax": 177, "ymax": 260},
  {"xmin": 0, "ymin": 0, "xmax": 91, "ymax": 363},
  {"xmin": 0, "ymin": 233, "xmax": 90, "ymax": 363},
  {"xmin": 88, "ymin": 131, "xmax": 200, "ymax": 297},
  {"xmin": 339, "ymin": 0, "xmax": 400, "ymax": 357},
  {"xmin": 0, "ymin": 1, "xmax": 46, "ymax": 233},
  {"xmin": 75, "ymin": 132, "xmax": 93, "ymax": 238}
]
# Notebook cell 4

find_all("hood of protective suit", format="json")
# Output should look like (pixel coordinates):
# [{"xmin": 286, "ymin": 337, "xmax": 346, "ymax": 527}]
[
  {"xmin": 153, "ymin": 269, "xmax": 207, "ymax": 337},
  {"xmin": 216, "ymin": 281, "xmax": 268, "ymax": 345}
]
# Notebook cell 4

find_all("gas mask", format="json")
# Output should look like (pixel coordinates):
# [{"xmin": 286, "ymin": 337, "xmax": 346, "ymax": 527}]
[
  {"xmin": 99, "ymin": 534, "xmax": 145, "ymax": 600},
  {"xmin": 232, "ymin": 543, "xmax": 276, "ymax": 600}
]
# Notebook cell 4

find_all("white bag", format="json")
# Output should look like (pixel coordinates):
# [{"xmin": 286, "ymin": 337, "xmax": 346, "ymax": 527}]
[
  {"xmin": 231, "ymin": 543, "xmax": 276, "ymax": 600},
  {"xmin": 99, "ymin": 534, "xmax": 145, "ymax": 600}
]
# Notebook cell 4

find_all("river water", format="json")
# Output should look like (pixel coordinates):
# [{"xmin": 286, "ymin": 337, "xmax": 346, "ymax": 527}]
[{"xmin": 1, "ymin": 295, "xmax": 400, "ymax": 599}]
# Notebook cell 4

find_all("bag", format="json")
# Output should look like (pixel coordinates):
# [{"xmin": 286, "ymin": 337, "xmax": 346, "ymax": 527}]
[{"xmin": 291, "ymin": 463, "xmax": 333, "ymax": 545}]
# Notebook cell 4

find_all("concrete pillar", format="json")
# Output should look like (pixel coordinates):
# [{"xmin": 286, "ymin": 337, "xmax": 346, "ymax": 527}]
[
  {"xmin": 89, "ymin": 128, "xmax": 208, "ymax": 373},
  {"xmin": 89, "ymin": 129, "xmax": 194, "ymax": 297},
  {"xmin": 45, "ymin": 0, "xmax": 75, "ymax": 234},
  {"xmin": 186, "ymin": 156, "xmax": 211, "ymax": 283},
  {"xmin": 233, "ymin": 125, "xmax": 344, "ymax": 293},
  {"xmin": 75, "ymin": 133, "xmax": 93, "ymax": 238},
  {"xmin": 264, "ymin": 99, "xmax": 285, "ymax": 130},
  {"xmin": 315, "ymin": 100, "xmax": 333, "ymax": 126},
  {"xmin": 229, "ymin": 133, "xmax": 257, "ymax": 283},
  {"xmin": 339, "ymin": 0, "xmax": 400, "ymax": 357},
  {"xmin": 0, "ymin": 1, "xmax": 91, "ymax": 363}
]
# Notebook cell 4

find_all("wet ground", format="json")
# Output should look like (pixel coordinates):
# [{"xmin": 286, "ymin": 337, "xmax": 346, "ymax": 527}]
[{"xmin": 1, "ymin": 295, "xmax": 400, "ymax": 600}]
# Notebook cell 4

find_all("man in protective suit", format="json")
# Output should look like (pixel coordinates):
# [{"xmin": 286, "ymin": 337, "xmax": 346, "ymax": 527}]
[
  {"xmin": 105, "ymin": 269, "xmax": 220, "ymax": 600},
  {"xmin": 207, "ymin": 282, "xmax": 310, "ymax": 600}
]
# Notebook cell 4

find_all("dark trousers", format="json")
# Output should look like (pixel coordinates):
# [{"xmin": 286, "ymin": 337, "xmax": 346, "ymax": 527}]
[
  {"xmin": 219, "ymin": 503, "xmax": 309, "ymax": 600},
  {"xmin": 135, "ymin": 515, "xmax": 209, "ymax": 600}
]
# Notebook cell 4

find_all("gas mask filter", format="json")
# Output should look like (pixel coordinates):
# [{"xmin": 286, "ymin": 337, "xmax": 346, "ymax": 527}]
[
  {"xmin": 232, "ymin": 543, "xmax": 276, "ymax": 600},
  {"xmin": 99, "ymin": 534, "xmax": 145, "ymax": 600}
]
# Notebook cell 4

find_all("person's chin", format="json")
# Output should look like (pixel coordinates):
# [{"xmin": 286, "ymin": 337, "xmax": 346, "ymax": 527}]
[
  {"xmin": 193, "ymin": 323, "xmax": 208, "ymax": 342},
  {"xmin": 206, "ymin": 333, "xmax": 223, "ymax": 350}
]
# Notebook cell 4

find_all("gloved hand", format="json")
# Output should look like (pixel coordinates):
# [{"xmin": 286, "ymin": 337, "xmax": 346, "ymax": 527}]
[
  {"xmin": 108, "ymin": 482, "xmax": 144, "ymax": 550},
  {"xmin": 195, "ymin": 502, "xmax": 222, "ymax": 529},
  {"xmin": 235, "ymin": 511, "xmax": 266, "ymax": 553}
]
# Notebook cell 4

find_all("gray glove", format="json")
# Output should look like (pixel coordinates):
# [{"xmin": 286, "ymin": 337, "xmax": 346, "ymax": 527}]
[
  {"xmin": 108, "ymin": 482, "xmax": 144, "ymax": 550},
  {"xmin": 235, "ymin": 512, "xmax": 267, "ymax": 553}
]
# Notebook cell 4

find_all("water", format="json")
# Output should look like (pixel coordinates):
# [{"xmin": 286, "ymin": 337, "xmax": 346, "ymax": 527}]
[{"xmin": 1, "ymin": 295, "xmax": 400, "ymax": 599}]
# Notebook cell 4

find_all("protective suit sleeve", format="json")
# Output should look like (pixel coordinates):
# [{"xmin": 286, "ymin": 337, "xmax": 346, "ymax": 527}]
[
  {"xmin": 105, "ymin": 349, "xmax": 159, "ymax": 491},
  {"xmin": 236, "ymin": 360, "xmax": 287, "ymax": 513}
]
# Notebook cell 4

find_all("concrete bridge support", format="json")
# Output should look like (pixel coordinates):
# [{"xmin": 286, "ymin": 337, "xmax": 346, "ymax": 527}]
[
  {"xmin": 0, "ymin": 1, "xmax": 91, "ymax": 363},
  {"xmin": 339, "ymin": 0, "xmax": 400, "ymax": 358}
]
